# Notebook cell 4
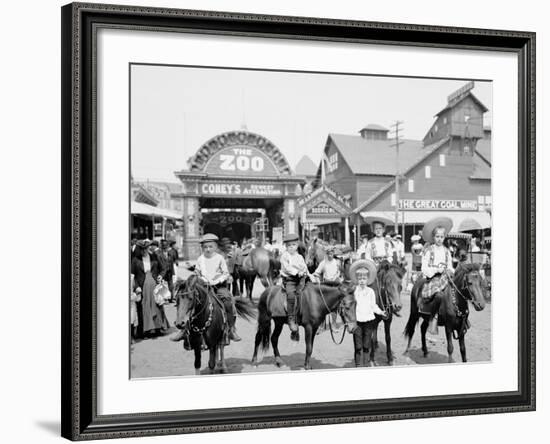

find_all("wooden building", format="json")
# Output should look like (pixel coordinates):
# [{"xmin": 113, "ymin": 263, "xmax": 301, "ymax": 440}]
[{"xmin": 317, "ymin": 82, "xmax": 491, "ymax": 250}]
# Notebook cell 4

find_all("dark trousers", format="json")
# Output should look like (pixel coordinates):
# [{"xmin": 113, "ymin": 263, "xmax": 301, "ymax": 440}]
[
  {"xmin": 353, "ymin": 320, "xmax": 377, "ymax": 366},
  {"xmin": 215, "ymin": 286, "xmax": 237, "ymax": 329},
  {"xmin": 283, "ymin": 276, "xmax": 305, "ymax": 316}
]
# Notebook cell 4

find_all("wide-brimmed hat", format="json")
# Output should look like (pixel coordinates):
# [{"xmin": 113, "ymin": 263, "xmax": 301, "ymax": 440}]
[
  {"xmin": 136, "ymin": 239, "xmax": 151, "ymax": 248},
  {"xmin": 283, "ymin": 233, "xmax": 299, "ymax": 243},
  {"xmin": 411, "ymin": 234, "xmax": 421, "ymax": 242},
  {"xmin": 324, "ymin": 245, "xmax": 336, "ymax": 253},
  {"xmin": 349, "ymin": 259, "xmax": 377, "ymax": 285},
  {"xmin": 200, "ymin": 233, "xmax": 219, "ymax": 244},
  {"xmin": 363, "ymin": 215, "xmax": 394, "ymax": 228},
  {"xmin": 149, "ymin": 240, "xmax": 159, "ymax": 247},
  {"xmin": 422, "ymin": 216, "xmax": 453, "ymax": 244}
]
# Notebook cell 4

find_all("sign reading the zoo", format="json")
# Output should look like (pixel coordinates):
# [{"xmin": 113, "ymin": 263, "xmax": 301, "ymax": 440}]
[
  {"xmin": 200, "ymin": 181, "xmax": 283, "ymax": 197},
  {"xmin": 204, "ymin": 146, "xmax": 278, "ymax": 177},
  {"xmin": 399, "ymin": 199, "xmax": 479, "ymax": 210}
]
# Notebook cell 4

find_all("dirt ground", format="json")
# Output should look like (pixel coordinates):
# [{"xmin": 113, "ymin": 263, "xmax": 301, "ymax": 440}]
[{"xmin": 131, "ymin": 269, "xmax": 492, "ymax": 378}]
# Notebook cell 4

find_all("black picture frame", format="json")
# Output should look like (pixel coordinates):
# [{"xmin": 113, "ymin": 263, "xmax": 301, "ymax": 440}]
[{"xmin": 61, "ymin": 2, "xmax": 536, "ymax": 440}]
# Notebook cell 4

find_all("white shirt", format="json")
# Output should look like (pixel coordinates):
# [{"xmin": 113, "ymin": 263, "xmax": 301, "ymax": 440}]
[
  {"xmin": 313, "ymin": 258, "xmax": 341, "ymax": 282},
  {"xmin": 356, "ymin": 241, "xmax": 369, "ymax": 259},
  {"xmin": 280, "ymin": 251, "xmax": 308, "ymax": 277},
  {"xmin": 365, "ymin": 237, "xmax": 394, "ymax": 261},
  {"xmin": 195, "ymin": 252, "xmax": 229, "ymax": 285},
  {"xmin": 354, "ymin": 286, "xmax": 384, "ymax": 322},
  {"xmin": 142, "ymin": 254, "xmax": 151, "ymax": 273},
  {"xmin": 421, "ymin": 244, "xmax": 454, "ymax": 278},
  {"xmin": 393, "ymin": 240, "xmax": 405, "ymax": 260}
]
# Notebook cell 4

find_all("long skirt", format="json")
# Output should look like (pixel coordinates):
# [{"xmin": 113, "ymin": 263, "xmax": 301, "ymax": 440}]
[{"xmin": 141, "ymin": 271, "xmax": 170, "ymax": 334}]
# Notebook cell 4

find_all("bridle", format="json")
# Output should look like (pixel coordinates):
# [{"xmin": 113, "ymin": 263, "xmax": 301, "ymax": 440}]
[
  {"xmin": 376, "ymin": 268, "xmax": 401, "ymax": 314},
  {"xmin": 445, "ymin": 269, "xmax": 482, "ymax": 339},
  {"xmin": 316, "ymin": 282, "xmax": 349, "ymax": 345},
  {"xmin": 178, "ymin": 281, "xmax": 213, "ymax": 334}
]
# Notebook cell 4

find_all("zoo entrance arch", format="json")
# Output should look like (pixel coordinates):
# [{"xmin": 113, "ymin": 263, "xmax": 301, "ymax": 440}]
[{"xmin": 173, "ymin": 130, "xmax": 304, "ymax": 259}]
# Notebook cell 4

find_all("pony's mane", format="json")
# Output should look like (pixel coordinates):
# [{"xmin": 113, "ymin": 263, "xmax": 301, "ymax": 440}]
[
  {"xmin": 377, "ymin": 260, "xmax": 405, "ymax": 279},
  {"xmin": 454, "ymin": 262, "xmax": 481, "ymax": 283}
]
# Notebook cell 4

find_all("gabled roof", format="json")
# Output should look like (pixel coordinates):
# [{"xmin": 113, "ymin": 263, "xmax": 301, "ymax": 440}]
[
  {"xmin": 352, "ymin": 137, "xmax": 450, "ymax": 213},
  {"xmin": 475, "ymin": 139, "xmax": 491, "ymax": 165},
  {"xmin": 299, "ymin": 184, "xmax": 351, "ymax": 215},
  {"xmin": 435, "ymin": 92, "xmax": 489, "ymax": 117},
  {"xmin": 295, "ymin": 155, "xmax": 318, "ymax": 176},
  {"xmin": 328, "ymin": 134, "xmax": 425, "ymax": 176}
]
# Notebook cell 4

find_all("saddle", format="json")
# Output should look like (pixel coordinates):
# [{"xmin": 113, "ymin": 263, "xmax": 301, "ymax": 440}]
[{"xmin": 412, "ymin": 279, "xmax": 437, "ymax": 316}]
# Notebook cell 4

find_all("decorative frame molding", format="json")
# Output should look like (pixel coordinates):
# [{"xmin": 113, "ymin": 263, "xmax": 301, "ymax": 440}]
[{"xmin": 61, "ymin": 2, "xmax": 535, "ymax": 440}]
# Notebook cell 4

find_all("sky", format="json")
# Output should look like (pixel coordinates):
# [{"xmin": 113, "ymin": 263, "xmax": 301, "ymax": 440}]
[{"xmin": 131, "ymin": 65, "xmax": 492, "ymax": 183}]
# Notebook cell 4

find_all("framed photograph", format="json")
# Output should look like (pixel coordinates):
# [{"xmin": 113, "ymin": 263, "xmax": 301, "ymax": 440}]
[{"xmin": 61, "ymin": 2, "xmax": 535, "ymax": 440}]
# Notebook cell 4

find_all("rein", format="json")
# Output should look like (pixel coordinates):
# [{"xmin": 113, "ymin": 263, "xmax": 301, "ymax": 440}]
[
  {"xmin": 316, "ymin": 283, "xmax": 347, "ymax": 345},
  {"xmin": 446, "ymin": 271, "xmax": 475, "ymax": 339},
  {"xmin": 183, "ymin": 284, "xmax": 214, "ymax": 334}
]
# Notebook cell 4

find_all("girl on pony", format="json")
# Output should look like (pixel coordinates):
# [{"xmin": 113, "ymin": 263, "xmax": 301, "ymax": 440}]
[{"xmin": 418, "ymin": 216, "xmax": 454, "ymax": 335}]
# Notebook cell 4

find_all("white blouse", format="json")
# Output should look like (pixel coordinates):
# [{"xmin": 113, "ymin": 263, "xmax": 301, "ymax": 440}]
[
  {"xmin": 354, "ymin": 286, "xmax": 385, "ymax": 322},
  {"xmin": 421, "ymin": 244, "xmax": 454, "ymax": 278}
]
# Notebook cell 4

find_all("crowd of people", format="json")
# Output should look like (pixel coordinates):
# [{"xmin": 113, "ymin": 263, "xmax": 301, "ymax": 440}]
[{"xmin": 130, "ymin": 217, "xmax": 488, "ymax": 366}]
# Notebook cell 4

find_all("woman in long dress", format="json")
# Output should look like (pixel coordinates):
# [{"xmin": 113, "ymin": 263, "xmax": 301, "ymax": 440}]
[{"xmin": 131, "ymin": 240, "xmax": 170, "ymax": 337}]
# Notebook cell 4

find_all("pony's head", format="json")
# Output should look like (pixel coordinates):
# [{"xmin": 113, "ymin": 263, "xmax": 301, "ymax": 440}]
[
  {"xmin": 174, "ymin": 274, "xmax": 208, "ymax": 329},
  {"xmin": 454, "ymin": 263, "xmax": 486, "ymax": 311},
  {"xmin": 337, "ymin": 281, "xmax": 357, "ymax": 333},
  {"xmin": 377, "ymin": 260, "xmax": 404, "ymax": 314}
]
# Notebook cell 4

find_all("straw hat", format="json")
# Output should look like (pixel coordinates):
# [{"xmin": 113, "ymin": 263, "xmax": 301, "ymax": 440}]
[
  {"xmin": 411, "ymin": 234, "xmax": 421, "ymax": 242},
  {"xmin": 421, "ymin": 216, "xmax": 453, "ymax": 244},
  {"xmin": 349, "ymin": 259, "xmax": 377, "ymax": 285},
  {"xmin": 363, "ymin": 215, "xmax": 394, "ymax": 228}
]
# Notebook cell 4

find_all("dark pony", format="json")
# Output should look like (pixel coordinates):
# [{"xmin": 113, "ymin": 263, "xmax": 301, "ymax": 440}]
[
  {"xmin": 369, "ymin": 260, "xmax": 405, "ymax": 365},
  {"xmin": 251, "ymin": 281, "xmax": 357, "ymax": 370},
  {"xmin": 404, "ymin": 263, "xmax": 486, "ymax": 363},
  {"xmin": 174, "ymin": 275, "xmax": 256, "ymax": 374},
  {"xmin": 240, "ymin": 247, "xmax": 280, "ymax": 299}
]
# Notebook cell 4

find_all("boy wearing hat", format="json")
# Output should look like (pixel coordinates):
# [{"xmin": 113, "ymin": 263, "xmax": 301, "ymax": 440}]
[
  {"xmin": 195, "ymin": 233, "xmax": 241, "ymax": 342},
  {"xmin": 349, "ymin": 260, "xmax": 388, "ymax": 366},
  {"xmin": 280, "ymin": 233, "xmax": 308, "ymax": 334},
  {"xmin": 410, "ymin": 235, "xmax": 423, "ymax": 272},
  {"xmin": 366, "ymin": 221, "xmax": 394, "ymax": 265},
  {"xmin": 311, "ymin": 245, "xmax": 342, "ymax": 285}
]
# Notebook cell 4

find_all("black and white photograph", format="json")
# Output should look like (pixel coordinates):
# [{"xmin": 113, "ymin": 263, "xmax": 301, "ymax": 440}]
[{"xmin": 129, "ymin": 65, "xmax": 493, "ymax": 378}]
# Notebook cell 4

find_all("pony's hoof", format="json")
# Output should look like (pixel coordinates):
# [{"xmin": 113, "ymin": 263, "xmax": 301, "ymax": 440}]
[
  {"xmin": 194, "ymin": 369, "xmax": 201, "ymax": 376},
  {"xmin": 251, "ymin": 358, "xmax": 258, "ymax": 367},
  {"xmin": 275, "ymin": 357, "xmax": 285, "ymax": 367},
  {"xmin": 423, "ymin": 351, "xmax": 429, "ymax": 358},
  {"xmin": 388, "ymin": 360, "xmax": 394, "ymax": 366}
]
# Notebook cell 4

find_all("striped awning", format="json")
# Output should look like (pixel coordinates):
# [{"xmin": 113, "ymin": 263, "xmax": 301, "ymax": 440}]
[{"xmin": 131, "ymin": 201, "xmax": 182, "ymax": 219}]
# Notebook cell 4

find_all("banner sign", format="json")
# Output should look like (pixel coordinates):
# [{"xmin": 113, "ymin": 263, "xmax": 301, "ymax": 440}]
[
  {"xmin": 200, "ymin": 181, "xmax": 283, "ymax": 197},
  {"xmin": 399, "ymin": 199, "xmax": 478, "ymax": 211},
  {"xmin": 308, "ymin": 202, "xmax": 338, "ymax": 215}
]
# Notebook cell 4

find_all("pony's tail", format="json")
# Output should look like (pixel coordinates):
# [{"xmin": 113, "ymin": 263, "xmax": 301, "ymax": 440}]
[
  {"xmin": 403, "ymin": 287, "xmax": 419, "ymax": 340},
  {"xmin": 234, "ymin": 297, "xmax": 257, "ymax": 322},
  {"xmin": 257, "ymin": 288, "xmax": 272, "ymax": 351}
]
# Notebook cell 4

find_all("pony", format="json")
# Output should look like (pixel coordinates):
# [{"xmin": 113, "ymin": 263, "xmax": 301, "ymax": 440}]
[
  {"xmin": 240, "ymin": 246, "xmax": 280, "ymax": 299},
  {"xmin": 367, "ymin": 260, "xmax": 405, "ymax": 365},
  {"xmin": 251, "ymin": 281, "xmax": 357, "ymax": 370},
  {"xmin": 403, "ymin": 263, "xmax": 486, "ymax": 363},
  {"xmin": 174, "ymin": 275, "xmax": 256, "ymax": 374}
]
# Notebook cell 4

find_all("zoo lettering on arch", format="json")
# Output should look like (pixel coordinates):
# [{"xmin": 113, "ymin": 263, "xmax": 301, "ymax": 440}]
[{"xmin": 219, "ymin": 148, "xmax": 265, "ymax": 172}]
